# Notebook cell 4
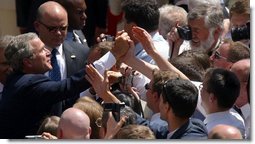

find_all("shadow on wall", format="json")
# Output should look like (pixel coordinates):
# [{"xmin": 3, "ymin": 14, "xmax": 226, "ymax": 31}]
[{"xmin": 0, "ymin": 0, "xmax": 19, "ymax": 36}]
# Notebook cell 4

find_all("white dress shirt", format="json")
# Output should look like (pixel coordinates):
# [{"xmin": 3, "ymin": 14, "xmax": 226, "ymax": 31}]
[
  {"xmin": 204, "ymin": 110, "xmax": 246, "ymax": 138},
  {"xmin": 80, "ymin": 52, "xmax": 116, "ymax": 97},
  {"xmin": 45, "ymin": 44, "xmax": 66, "ymax": 80},
  {"xmin": 230, "ymin": 103, "xmax": 251, "ymax": 139}
]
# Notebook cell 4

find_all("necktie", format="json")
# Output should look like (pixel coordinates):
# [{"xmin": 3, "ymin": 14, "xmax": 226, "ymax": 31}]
[
  {"xmin": 49, "ymin": 48, "xmax": 62, "ymax": 116},
  {"xmin": 49, "ymin": 48, "xmax": 61, "ymax": 81}
]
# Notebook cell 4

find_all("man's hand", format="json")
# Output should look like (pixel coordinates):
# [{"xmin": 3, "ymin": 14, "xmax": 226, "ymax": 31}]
[{"xmin": 111, "ymin": 31, "xmax": 131, "ymax": 60}]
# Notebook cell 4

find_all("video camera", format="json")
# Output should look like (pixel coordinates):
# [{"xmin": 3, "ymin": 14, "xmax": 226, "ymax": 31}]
[
  {"xmin": 231, "ymin": 22, "xmax": 250, "ymax": 42},
  {"xmin": 177, "ymin": 25, "xmax": 192, "ymax": 40},
  {"xmin": 103, "ymin": 103, "xmax": 125, "ymax": 122}
]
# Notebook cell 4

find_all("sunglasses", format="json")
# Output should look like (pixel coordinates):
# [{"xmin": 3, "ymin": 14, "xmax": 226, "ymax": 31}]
[
  {"xmin": 38, "ymin": 21, "xmax": 68, "ymax": 33},
  {"xmin": 213, "ymin": 51, "xmax": 228, "ymax": 60}
]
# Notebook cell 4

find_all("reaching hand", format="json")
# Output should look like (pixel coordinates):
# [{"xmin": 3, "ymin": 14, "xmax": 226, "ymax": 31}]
[
  {"xmin": 104, "ymin": 112, "xmax": 127, "ymax": 139},
  {"xmin": 85, "ymin": 64, "xmax": 107, "ymax": 98},
  {"xmin": 132, "ymin": 26, "xmax": 156, "ymax": 56},
  {"xmin": 111, "ymin": 31, "xmax": 131, "ymax": 60},
  {"xmin": 85, "ymin": 64, "xmax": 121, "ymax": 103}
]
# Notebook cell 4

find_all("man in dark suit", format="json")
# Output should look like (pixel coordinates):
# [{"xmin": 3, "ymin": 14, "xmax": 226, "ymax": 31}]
[
  {"xmin": 0, "ymin": 29, "xmax": 131, "ymax": 138},
  {"xmin": 58, "ymin": 0, "xmax": 89, "ymax": 47},
  {"xmin": 160, "ymin": 79, "xmax": 208, "ymax": 139},
  {"xmin": 34, "ymin": 1, "xmax": 90, "ymax": 115},
  {"xmin": 0, "ymin": 33, "xmax": 90, "ymax": 138}
]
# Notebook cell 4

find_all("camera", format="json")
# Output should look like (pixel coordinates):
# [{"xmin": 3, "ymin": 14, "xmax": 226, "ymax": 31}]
[
  {"xmin": 231, "ymin": 22, "xmax": 250, "ymax": 42},
  {"xmin": 103, "ymin": 103, "xmax": 125, "ymax": 121},
  {"xmin": 177, "ymin": 25, "xmax": 192, "ymax": 40}
]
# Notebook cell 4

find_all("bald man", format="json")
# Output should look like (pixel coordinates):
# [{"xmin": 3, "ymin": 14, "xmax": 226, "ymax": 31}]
[
  {"xmin": 57, "ymin": 108, "xmax": 91, "ymax": 139},
  {"xmin": 230, "ymin": 59, "xmax": 250, "ymax": 138},
  {"xmin": 34, "ymin": 1, "xmax": 89, "ymax": 115},
  {"xmin": 208, "ymin": 124, "xmax": 242, "ymax": 139}
]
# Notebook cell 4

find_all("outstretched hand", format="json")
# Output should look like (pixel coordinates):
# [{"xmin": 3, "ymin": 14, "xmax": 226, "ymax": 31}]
[
  {"xmin": 104, "ymin": 112, "xmax": 127, "ymax": 139},
  {"xmin": 85, "ymin": 64, "xmax": 121, "ymax": 103},
  {"xmin": 85, "ymin": 64, "xmax": 108, "ymax": 99},
  {"xmin": 111, "ymin": 31, "xmax": 131, "ymax": 60},
  {"xmin": 132, "ymin": 26, "xmax": 157, "ymax": 56}
]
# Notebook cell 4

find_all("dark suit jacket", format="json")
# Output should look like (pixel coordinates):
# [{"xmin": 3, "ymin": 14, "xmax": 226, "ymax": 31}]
[
  {"xmin": 63, "ymin": 41, "xmax": 89, "ymax": 77},
  {"xmin": 0, "ymin": 70, "xmax": 90, "ymax": 138},
  {"xmin": 136, "ymin": 113, "xmax": 169, "ymax": 139},
  {"xmin": 74, "ymin": 30, "xmax": 89, "ymax": 47},
  {"xmin": 50, "ymin": 41, "xmax": 89, "ymax": 115},
  {"xmin": 170, "ymin": 118, "xmax": 208, "ymax": 139}
]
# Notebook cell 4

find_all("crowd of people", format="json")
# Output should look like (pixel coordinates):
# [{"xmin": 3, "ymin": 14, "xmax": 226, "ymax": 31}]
[{"xmin": 0, "ymin": 0, "xmax": 250, "ymax": 140}]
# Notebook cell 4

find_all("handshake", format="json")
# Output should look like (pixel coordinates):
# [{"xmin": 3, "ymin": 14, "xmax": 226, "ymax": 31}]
[{"xmin": 98, "ymin": 31, "xmax": 133, "ymax": 60}]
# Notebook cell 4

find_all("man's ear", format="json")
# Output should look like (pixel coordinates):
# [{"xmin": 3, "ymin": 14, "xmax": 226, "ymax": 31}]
[
  {"xmin": 209, "ymin": 93, "xmax": 217, "ymax": 103},
  {"xmin": 34, "ymin": 20, "xmax": 40, "ymax": 32},
  {"xmin": 23, "ymin": 58, "xmax": 33, "ymax": 68}
]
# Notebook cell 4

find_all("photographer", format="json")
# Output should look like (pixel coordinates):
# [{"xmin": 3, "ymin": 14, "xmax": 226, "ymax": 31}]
[
  {"xmin": 168, "ymin": 4, "xmax": 224, "ymax": 58},
  {"xmin": 229, "ymin": 0, "xmax": 250, "ymax": 47}
]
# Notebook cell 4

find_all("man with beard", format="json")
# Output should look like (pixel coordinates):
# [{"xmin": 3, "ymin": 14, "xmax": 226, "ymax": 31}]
[{"xmin": 168, "ymin": 4, "xmax": 224, "ymax": 56}]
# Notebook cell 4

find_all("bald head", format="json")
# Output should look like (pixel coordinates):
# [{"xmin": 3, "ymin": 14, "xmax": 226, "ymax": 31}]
[
  {"xmin": 37, "ymin": 1, "xmax": 67, "ymax": 22},
  {"xmin": 209, "ymin": 124, "xmax": 242, "ymax": 139},
  {"xmin": 57, "ymin": 108, "xmax": 91, "ymax": 139},
  {"xmin": 231, "ymin": 59, "xmax": 250, "ymax": 82},
  {"xmin": 35, "ymin": 1, "xmax": 68, "ymax": 48},
  {"xmin": 230, "ymin": 59, "xmax": 250, "ymax": 107}
]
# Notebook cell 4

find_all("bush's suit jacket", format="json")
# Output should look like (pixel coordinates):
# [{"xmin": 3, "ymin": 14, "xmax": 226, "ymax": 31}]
[{"xmin": 0, "ymin": 69, "xmax": 90, "ymax": 139}]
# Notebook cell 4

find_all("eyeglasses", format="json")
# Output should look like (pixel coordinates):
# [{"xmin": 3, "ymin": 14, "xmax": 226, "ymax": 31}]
[
  {"xmin": 38, "ymin": 21, "xmax": 68, "ymax": 33},
  {"xmin": 145, "ymin": 83, "xmax": 151, "ymax": 90},
  {"xmin": 213, "ymin": 51, "xmax": 228, "ymax": 60},
  {"xmin": 95, "ymin": 117, "xmax": 102, "ymax": 128}
]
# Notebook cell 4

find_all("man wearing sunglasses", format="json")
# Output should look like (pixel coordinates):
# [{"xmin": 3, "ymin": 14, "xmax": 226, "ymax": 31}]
[
  {"xmin": 209, "ymin": 39, "xmax": 250, "ymax": 69},
  {"xmin": 34, "ymin": 1, "xmax": 90, "ymax": 116}
]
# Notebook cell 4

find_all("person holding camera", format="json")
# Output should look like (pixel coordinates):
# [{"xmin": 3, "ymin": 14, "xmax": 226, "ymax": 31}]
[
  {"xmin": 229, "ymin": 0, "xmax": 250, "ymax": 47},
  {"xmin": 168, "ymin": 4, "xmax": 224, "ymax": 57}
]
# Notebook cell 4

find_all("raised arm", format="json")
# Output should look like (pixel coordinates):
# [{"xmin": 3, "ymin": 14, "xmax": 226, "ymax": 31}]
[
  {"xmin": 120, "ymin": 38, "xmax": 158, "ymax": 80},
  {"xmin": 85, "ymin": 64, "xmax": 121, "ymax": 103},
  {"xmin": 132, "ymin": 26, "xmax": 189, "ymax": 80}
]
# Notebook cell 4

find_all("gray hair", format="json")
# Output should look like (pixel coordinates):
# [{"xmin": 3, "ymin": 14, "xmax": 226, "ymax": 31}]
[
  {"xmin": 0, "ymin": 35, "xmax": 15, "ymax": 50},
  {"xmin": 188, "ymin": 0, "xmax": 221, "ymax": 10},
  {"xmin": 188, "ymin": 5, "xmax": 224, "ymax": 30},
  {"xmin": 159, "ymin": 4, "xmax": 188, "ymax": 39},
  {"xmin": 5, "ymin": 32, "xmax": 38, "ymax": 72}
]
